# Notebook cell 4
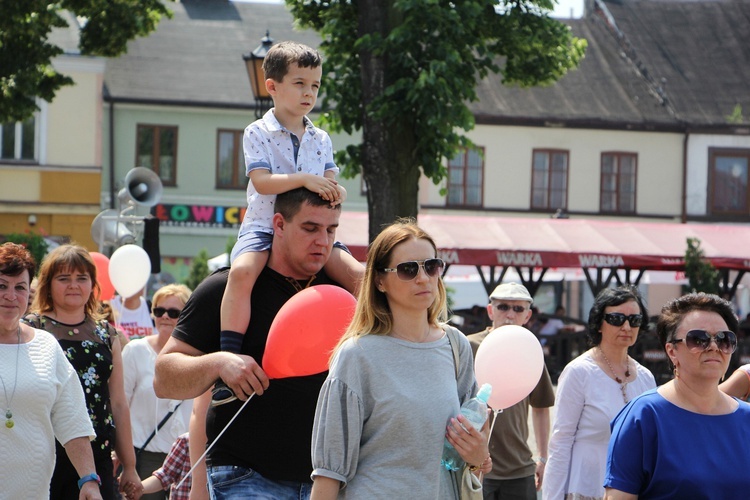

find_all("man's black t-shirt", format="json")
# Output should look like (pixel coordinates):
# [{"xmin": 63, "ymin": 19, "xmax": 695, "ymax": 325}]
[{"xmin": 172, "ymin": 266, "xmax": 341, "ymax": 483}]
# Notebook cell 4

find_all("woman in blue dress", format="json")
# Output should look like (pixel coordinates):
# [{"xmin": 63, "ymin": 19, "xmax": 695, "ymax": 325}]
[{"xmin": 604, "ymin": 292, "xmax": 750, "ymax": 499}]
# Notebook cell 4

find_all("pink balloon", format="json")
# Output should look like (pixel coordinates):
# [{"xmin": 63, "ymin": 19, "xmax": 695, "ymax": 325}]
[
  {"xmin": 474, "ymin": 325, "xmax": 544, "ymax": 410},
  {"xmin": 263, "ymin": 285, "xmax": 357, "ymax": 379},
  {"xmin": 90, "ymin": 252, "xmax": 115, "ymax": 301}
]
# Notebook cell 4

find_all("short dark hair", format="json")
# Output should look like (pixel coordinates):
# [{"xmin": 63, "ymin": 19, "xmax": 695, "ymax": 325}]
[
  {"xmin": 274, "ymin": 188, "xmax": 341, "ymax": 221},
  {"xmin": 262, "ymin": 41, "xmax": 322, "ymax": 82},
  {"xmin": 587, "ymin": 285, "xmax": 648, "ymax": 346},
  {"xmin": 656, "ymin": 292, "xmax": 738, "ymax": 346},
  {"xmin": 0, "ymin": 242, "xmax": 36, "ymax": 280}
]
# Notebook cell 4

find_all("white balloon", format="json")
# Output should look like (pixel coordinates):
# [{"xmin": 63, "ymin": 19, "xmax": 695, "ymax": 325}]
[
  {"xmin": 109, "ymin": 244, "xmax": 151, "ymax": 298},
  {"xmin": 474, "ymin": 325, "xmax": 545, "ymax": 410}
]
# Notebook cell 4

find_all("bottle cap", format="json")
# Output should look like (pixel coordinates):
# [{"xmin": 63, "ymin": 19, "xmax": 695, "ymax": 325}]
[{"xmin": 476, "ymin": 383, "xmax": 492, "ymax": 403}]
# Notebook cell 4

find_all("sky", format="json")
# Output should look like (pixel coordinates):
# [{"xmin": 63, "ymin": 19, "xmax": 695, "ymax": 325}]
[{"xmin": 231, "ymin": 0, "xmax": 586, "ymax": 19}]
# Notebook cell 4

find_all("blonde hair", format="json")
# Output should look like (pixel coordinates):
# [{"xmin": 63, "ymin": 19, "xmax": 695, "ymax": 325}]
[
  {"xmin": 151, "ymin": 283, "xmax": 192, "ymax": 313},
  {"xmin": 33, "ymin": 244, "xmax": 103, "ymax": 321},
  {"xmin": 331, "ymin": 219, "xmax": 447, "ymax": 361}
]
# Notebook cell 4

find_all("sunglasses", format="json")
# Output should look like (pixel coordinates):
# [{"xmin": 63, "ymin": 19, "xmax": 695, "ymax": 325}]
[
  {"xmin": 381, "ymin": 258, "xmax": 445, "ymax": 281},
  {"xmin": 153, "ymin": 307, "xmax": 182, "ymax": 319},
  {"xmin": 494, "ymin": 304, "xmax": 527, "ymax": 313},
  {"xmin": 603, "ymin": 312, "xmax": 644, "ymax": 328},
  {"xmin": 670, "ymin": 329, "xmax": 737, "ymax": 354}
]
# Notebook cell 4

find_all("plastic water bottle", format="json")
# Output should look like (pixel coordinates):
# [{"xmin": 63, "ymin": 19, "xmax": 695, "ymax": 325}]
[{"xmin": 441, "ymin": 383, "xmax": 492, "ymax": 471}]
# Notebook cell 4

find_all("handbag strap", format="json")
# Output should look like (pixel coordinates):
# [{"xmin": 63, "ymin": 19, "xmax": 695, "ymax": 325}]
[
  {"xmin": 445, "ymin": 326, "xmax": 460, "ymax": 380},
  {"xmin": 137, "ymin": 401, "xmax": 182, "ymax": 454}
]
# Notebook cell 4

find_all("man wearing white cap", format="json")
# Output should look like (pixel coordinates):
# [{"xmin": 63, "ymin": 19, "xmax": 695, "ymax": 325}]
[{"xmin": 467, "ymin": 282, "xmax": 555, "ymax": 500}]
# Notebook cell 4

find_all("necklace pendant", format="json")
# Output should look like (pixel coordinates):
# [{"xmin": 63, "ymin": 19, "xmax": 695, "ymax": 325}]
[
  {"xmin": 5, "ymin": 409, "xmax": 11, "ymax": 419},
  {"xmin": 5, "ymin": 410, "xmax": 13, "ymax": 428}
]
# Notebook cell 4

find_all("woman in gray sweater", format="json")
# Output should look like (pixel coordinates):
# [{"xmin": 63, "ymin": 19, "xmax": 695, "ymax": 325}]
[{"xmin": 311, "ymin": 220, "xmax": 490, "ymax": 499}]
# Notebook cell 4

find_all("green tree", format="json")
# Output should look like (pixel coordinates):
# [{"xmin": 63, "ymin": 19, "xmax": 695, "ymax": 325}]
[
  {"xmin": 184, "ymin": 249, "xmax": 210, "ymax": 291},
  {"xmin": 684, "ymin": 237, "xmax": 720, "ymax": 295},
  {"xmin": 287, "ymin": 0, "xmax": 586, "ymax": 239},
  {"xmin": 1, "ymin": 0, "xmax": 172, "ymax": 123},
  {"xmin": 3, "ymin": 231, "xmax": 50, "ymax": 272}
]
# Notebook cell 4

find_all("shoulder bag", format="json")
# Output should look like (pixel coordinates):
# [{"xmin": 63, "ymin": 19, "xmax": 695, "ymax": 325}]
[{"xmin": 445, "ymin": 326, "xmax": 483, "ymax": 500}]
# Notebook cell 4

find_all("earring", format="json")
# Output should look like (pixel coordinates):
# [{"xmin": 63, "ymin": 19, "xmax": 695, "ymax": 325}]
[{"xmin": 673, "ymin": 365, "xmax": 679, "ymax": 378}]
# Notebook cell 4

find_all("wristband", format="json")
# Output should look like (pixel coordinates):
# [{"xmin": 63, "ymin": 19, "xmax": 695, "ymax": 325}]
[
  {"xmin": 537, "ymin": 457, "xmax": 548, "ymax": 464},
  {"xmin": 78, "ymin": 473, "xmax": 101, "ymax": 490}
]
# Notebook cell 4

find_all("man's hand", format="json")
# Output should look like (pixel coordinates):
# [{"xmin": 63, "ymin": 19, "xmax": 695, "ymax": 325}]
[
  {"xmin": 218, "ymin": 353, "xmax": 270, "ymax": 398},
  {"xmin": 535, "ymin": 459, "xmax": 546, "ymax": 490}
]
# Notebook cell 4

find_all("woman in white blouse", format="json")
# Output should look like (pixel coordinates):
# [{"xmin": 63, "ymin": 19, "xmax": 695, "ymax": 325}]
[
  {"xmin": 543, "ymin": 286, "xmax": 656, "ymax": 500},
  {"xmin": 122, "ymin": 284, "xmax": 193, "ymax": 499}
]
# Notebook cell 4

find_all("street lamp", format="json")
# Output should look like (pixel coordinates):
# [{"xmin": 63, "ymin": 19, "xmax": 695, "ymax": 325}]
[{"xmin": 243, "ymin": 31, "xmax": 274, "ymax": 119}]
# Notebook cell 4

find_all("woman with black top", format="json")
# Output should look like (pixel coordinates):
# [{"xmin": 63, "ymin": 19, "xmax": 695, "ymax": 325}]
[{"xmin": 25, "ymin": 244, "xmax": 141, "ymax": 499}]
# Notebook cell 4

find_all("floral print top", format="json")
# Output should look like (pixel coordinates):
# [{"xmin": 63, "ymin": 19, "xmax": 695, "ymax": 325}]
[{"xmin": 23, "ymin": 314, "xmax": 115, "ymax": 455}]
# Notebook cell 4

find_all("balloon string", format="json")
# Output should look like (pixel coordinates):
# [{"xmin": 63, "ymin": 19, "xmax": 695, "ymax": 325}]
[
  {"xmin": 480, "ymin": 408, "xmax": 502, "ymax": 482},
  {"xmin": 175, "ymin": 393, "xmax": 255, "ymax": 491}
]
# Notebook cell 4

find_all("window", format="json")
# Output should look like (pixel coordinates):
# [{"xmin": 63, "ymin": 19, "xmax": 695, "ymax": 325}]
[
  {"xmin": 531, "ymin": 149, "xmax": 568, "ymax": 210},
  {"xmin": 137, "ymin": 125, "xmax": 178, "ymax": 186},
  {"xmin": 708, "ymin": 148, "xmax": 750, "ymax": 215},
  {"xmin": 600, "ymin": 152, "xmax": 637, "ymax": 214},
  {"xmin": 217, "ymin": 130, "xmax": 246, "ymax": 189},
  {"xmin": 447, "ymin": 147, "xmax": 484, "ymax": 207},
  {"xmin": 1, "ymin": 117, "xmax": 36, "ymax": 161}
]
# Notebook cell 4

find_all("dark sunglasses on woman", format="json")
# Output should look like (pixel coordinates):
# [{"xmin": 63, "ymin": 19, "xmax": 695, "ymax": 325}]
[
  {"xmin": 153, "ymin": 307, "xmax": 182, "ymax": 319},
  {"xmin": 669, "ymin": 329, "xmax": 737, "ymax": 354},
  {"xmin": 603, "ymin": 312, "xmax": 643, "ymax": 328},
  {"xmin": 381, "ymin": 258, "xmax": 445, "ymax": 281}
]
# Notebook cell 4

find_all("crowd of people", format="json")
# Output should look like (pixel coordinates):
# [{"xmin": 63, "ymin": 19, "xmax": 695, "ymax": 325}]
[{"xmin": 4, "ymin": 39, "xmax": 750, "ymax": 500}]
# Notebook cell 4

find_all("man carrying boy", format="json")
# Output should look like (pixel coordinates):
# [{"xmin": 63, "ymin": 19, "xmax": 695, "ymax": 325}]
[
  {"xmin": 154, "ymin": 188, "xmax": 345, "ymax": 499},
  {"xmin": 216, "ymin": 40, "xmax": 361, "ymax": 405}
]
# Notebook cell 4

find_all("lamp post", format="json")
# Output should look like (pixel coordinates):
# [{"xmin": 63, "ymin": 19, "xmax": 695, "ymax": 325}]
[{"xmin": 243, "ymin": 31, "xmax": 274, "ymax": 119}]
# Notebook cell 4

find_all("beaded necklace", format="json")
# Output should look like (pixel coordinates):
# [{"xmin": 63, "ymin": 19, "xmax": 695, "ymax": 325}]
[
  {"xmin": 0, "ymin": 327, "xmax": 21, "ymax": 428},
  {"xmin": 599, "ymin": 347, "xmax": 631, "ymax": 404}
]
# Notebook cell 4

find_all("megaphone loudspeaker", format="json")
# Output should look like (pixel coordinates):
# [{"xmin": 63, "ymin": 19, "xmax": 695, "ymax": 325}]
[
  {"xmin": 91, "ymin": 209, "xmax": 136, "ymax": 248},
  {"xmin": 118, "ymin": 167, "xmax": 163, "ymax": 208}
]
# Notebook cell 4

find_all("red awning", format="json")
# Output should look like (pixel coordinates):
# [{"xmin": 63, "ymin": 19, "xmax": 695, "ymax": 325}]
[{"xmin": 337, "ymin": 213, "xmax": 750, "ymax": 271}]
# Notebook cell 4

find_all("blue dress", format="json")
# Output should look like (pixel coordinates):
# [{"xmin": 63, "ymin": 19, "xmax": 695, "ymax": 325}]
[{"xmin": 605, "ymin": 388, "xmax": 750, "ymax": 499}]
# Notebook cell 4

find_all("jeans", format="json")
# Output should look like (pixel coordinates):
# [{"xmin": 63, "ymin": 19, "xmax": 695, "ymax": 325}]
[{"xmin": 207, "ymin": 465, "xmax": 312, "ymax": 500}]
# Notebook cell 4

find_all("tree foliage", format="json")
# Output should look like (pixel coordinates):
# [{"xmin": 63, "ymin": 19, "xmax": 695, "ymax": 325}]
[
  {"xmin": 0, "ymin": 0, "xmax": 172, "ymax": 123},
  {"xmin": 3, "ymin": 230, "xmax": 50, "ymax": 273},
  {"xmin": 684, "ymin": 237, "xmax": 720, "ymax": 295},
  {"xmin": 183, "ymin": 249, "xmax": 210, "ymax": 292},
  {"xmin": 286, "ymin": 0, "xmax": 586, "ymax": 239}
]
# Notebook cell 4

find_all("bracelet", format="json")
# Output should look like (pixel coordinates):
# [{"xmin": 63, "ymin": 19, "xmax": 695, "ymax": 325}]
[
  {"xmin": 468, "ymin": 464, "xmax": 480, "ymax": 472},
  {"xmin": 537, "ymin": 457, "xmax": 548, "ymax": 464},
  {"xmin": 77, "ymin": 473, "xmax": 101, "ymax": 490}
]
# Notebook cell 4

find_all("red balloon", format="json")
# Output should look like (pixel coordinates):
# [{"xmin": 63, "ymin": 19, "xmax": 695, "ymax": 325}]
[
  {"xmin": 90, "ymin": 252, "xmax": 115, "ymax": 301},
  {"xmin": 263, "ymin": 285, "xmax": 357, "ymax": 379}
]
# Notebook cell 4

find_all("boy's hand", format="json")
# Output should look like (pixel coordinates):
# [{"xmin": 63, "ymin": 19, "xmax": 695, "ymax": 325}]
[
  {"xmin": 329, "ymin": 185, "xmax": 347, "ymax": 207},
  {"xmin": 304, "ymin": 175, "xmax": 340, "ymax": 203}
]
